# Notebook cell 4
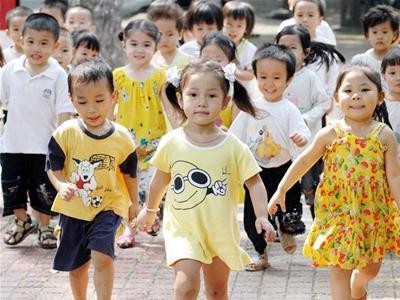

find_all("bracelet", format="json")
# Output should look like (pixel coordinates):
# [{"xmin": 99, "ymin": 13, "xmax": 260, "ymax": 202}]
[{"xmin": 145, "ymin": 206, "xmax": 160, "ymax": 213}]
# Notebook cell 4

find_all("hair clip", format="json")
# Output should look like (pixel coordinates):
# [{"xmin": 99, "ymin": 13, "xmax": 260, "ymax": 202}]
[
  {"xmin": 223, "ymin": 63, "xmax": 236, "ymax": 83},
  {"xmin": 166, "ymin": 65, "xmax": 181, "ymax": 88}
]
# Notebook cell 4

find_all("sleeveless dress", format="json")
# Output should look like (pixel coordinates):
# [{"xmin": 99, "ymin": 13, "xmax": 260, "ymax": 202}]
[{"xmin": 303, "ymin": 122, "xmax": 400, "ymax": 270}]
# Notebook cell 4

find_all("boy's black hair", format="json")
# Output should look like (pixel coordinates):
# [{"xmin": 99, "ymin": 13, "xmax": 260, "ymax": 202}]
[
  {"xmin": 362, "ymin": 5, "xmax": 400, "ymax": 36},
  {"xmin": 73, "ymin": 30, "xmax": 100, "ymax": 52},
  {"xmin": 185, "ymin": 0, "xmax": 223, "ymax": 31},
  {"xmin": 275, "ymin": 24, "xmax": 311, "ymax": 56},
  {"xmin": 147, "ymin": 0, "xmax": 184, "ymax": 32},
  {"xmin": 222, "ymin": 1, "xmax": 255, "ymax": 39},
  {"xmin": 201, "ymin": 31, "xmax": 236, "ymax": 62},
  {"xmin": 252, "ymin": 43, "xmax": 296, "ymax": 80},
  {"xmin": 381, "ymin": 46, "xmax": 400, "ymax": 74},
  {"xmin": 41, "ymin": 0, "xmax": 69, "ymax": 22},
  {"xmin": 68, "ymin": 59, "xmax": 114, "ymax": 95},
  {"xmin": 22, "ymin": 13, "xmax": 60, "ymax": 41},
  {"xmin": 6, "ymin": 6, "xmax": 34, "ymax": 28}
]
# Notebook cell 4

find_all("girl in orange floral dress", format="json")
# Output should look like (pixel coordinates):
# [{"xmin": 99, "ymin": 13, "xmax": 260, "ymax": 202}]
[{"xmin": 268, "ymin": 64, "xmax": 400, "ymax": 300}]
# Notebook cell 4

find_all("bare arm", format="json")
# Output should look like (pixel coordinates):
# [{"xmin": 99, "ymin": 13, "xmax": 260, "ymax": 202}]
[
  {"xmin": 123, "ymin": 174, "xmax": 140, "ymax": 221},
  {"xmin": 136, "ymin": 168, "xmax": 171, "ymax": 231},
  {"xmin": 268, "ymin": 126, "xmax": 336, "ymax": 214},
  {"xmin": 47, "ymin": 169, "xmax": 77, "ymax": 201},
  {"xmin": 382, "ymin": 127, "xmax": 400, "ymax": 207}
]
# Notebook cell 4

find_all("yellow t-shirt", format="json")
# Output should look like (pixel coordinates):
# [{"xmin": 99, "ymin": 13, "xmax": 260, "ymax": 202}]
[
  {"xmin": 113, "ymin": 66, "xmax": 167, "ymax": 169},
  {"xmin": 49, "ymin": 119, "xmax": 137, "ymax": 221},
  {"xmin": 151, "ymin": 128, "xmax": 262, "ymax": 270}
]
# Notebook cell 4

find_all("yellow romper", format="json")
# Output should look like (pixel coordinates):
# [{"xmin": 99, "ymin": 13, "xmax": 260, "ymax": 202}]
[{"xmin": 303, "ymin": 122, "xmax": 400, "ymax": 269}]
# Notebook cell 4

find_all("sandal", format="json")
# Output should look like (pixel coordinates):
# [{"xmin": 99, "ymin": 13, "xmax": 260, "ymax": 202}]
[
  {"xmin": 146, "ymin": 217, "xmax": 161, "ymax": 236},
  {"xmin": 245, "ymin": 248, "xmax": 270, "ymax": 272},
  {"xmin": 4, "ymin": 215, "xmax": 38, "ymax": 245},
  {"xmin": 117, "ymin": 232, "xmax": 135, "ymax": 249},
  {"xmin": 38, "ymin": 226, "xmax": 57, "ymax": 249},
  {"xmin": 279, "ymin": 231, "xmax": 297, "ymax": 254}
]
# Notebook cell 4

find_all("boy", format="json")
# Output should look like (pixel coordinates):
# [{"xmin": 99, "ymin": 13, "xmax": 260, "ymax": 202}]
[
  {"xmin": 52, "ymin": 27, "xmax": 73, "ymax": 72},
  {"xmin": 0, "ymin": 13, "xmax": 74, "ymax": 249},
  {"xmin": 351, "ymin": 5, "xmax": 399, "ymax": 73},
  {"xmin": 3, "ymin": 6, "xmax": 33, "ymax": 63},
  {"xmin": 39, "ymin": 0, "xmax": 69, "ymax": 26},
  {"xmin": 179, "ymin": 0, "xmax": 223, "ymax": 57},
  {"xmin": 147, "ymin": 0, "xmax": 192, "ymax": 71},
  {"xmin": 46, "ymin": 60, "xmax": 139, "ymax": 300},
  {"xmin": 65, "ymin": 5, "xmax": 96, "ymax": 33},
  {"xmin": 230, "ymin": 44, "xmax": 310, "ymax": 271}
]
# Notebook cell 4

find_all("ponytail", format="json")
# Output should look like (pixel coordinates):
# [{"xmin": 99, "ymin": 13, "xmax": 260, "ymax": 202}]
[
  {"xmin": 231, "ymin": 80, "xmax": 256, "ymax": 117},
  {"xmin": 374, "ymin": 101, "xmax": 392, "ymax": 129},
  {"xmin": 164, "ymin": 82, "xmax": 186, "ymax": 121},
  {"xmin": 306, "ymin": 41, "xmax": 345, "ymax": 71}
]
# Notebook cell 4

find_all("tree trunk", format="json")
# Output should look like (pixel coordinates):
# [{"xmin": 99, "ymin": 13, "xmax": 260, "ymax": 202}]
[{"xmin": 70, "ymin": 0, "xmax": 124, "ymax": 68}]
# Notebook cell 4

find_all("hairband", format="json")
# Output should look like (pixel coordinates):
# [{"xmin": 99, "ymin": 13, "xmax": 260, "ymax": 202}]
[
  {"xmin": 166, "ymin": 66, "xmax": 181, "ymax": 88},
  {"xmin": 223, "ymin": 63, "xmax": 237, "ymax": 83}
]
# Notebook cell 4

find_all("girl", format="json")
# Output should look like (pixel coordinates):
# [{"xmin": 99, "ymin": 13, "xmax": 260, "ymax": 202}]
[
  {"xmin": 269, "ymin": 65, "xmax": 400, "ymax": 300},
  {"xmin": 113, "ymin": 19, "xmax": 167, "ymax": 247},
  {"xmin": 71, "ymin": 30, "xmax": 100, "ymax": 67},
  {"xmin": 200, "ymin": 32, "xmax": 239, "ymax": 128},
  {"xmin": 382, "ymin": 47, "xmax": 400, "ymax": 158},
  {"xmin": 275, "ymin": 24, "xmax": 331, "ymax": 218},
  {"xmin": 136, "ymin": 61, "xmax": 275, "ymax": 300}
]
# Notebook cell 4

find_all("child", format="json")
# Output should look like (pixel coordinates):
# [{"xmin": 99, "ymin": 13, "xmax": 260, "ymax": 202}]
[
  {"xmin": 352, "ymin": 5, "xmax": 399, "ymax": 74},
  {"xmin": 230, "ymin": 44, "xmax": 311, "ymax": 271},
  {"xmin": 382, "ymin": 47, "xmax": 400, "ymax": 158},
  {"xmin": 147, "ymin": 0, "xmax": 192, "ymax": 71},
  {"xmin": 113, "ymin": 19, "xmax": 168, "ymax": 247},
  {"xmin": 275, "ymin": 24, "xmax": 331, "ymax": 218},
  {"xmin": 39, "ymin": 0, "xmax": 69, "ymax": 26},
  {"xmin": 46, "ymin": 60, "xmax": 139, "ymax": 300},
  {"xmin": 71, "ymin": 31, "xmax": 100, "ymax": 67},
  {"xmin": 52, "ymin": 27, "xmax": 73, "ymax": 72},
  {"xmin": 3, "ymin": 6, "xmax": 33, "ymax": 63},
  {"xmin": 269, "ymin": 64, "xmax": 400, "ymax": 300},
  {"xmin": 200, "ymin": 32, "xmax": 239, "ymax": 128},
  {"xmin": 0, "ymin": 13, "xmax": 74, "ymax": 249},
  {"xmin": 179, "ymin": 0, "xmax": 223, "ymax": 58},
  {"xmin": 136, "ymin": 60, "xmax": 275, "ymax": 299},
  {"xmin": 65, "ymin": 5, "xmax": 96, "ymax": 33}
]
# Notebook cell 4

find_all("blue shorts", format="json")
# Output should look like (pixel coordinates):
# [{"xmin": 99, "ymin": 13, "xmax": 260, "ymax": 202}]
[{"xmin": 53, "ymin": 210, "xmax": 122, "ymax": 271}]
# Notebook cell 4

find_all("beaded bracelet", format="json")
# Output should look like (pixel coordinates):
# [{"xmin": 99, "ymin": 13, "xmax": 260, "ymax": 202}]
[{"xmin": 145, "ymin": 206, "xmax": 160, "ymax": 213}]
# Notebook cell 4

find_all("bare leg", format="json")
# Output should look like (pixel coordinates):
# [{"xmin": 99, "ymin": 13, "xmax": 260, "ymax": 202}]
[
  {"xmin": 330, "ymin": 266, "xmax": 352, "ymax": 300},
  {"xmin": 13, "ymin": 208, "xmax": 28, "ymax": 221},
  {"xmin": 173, "ymin": 259, "xmax": 202, "ymax": 300},
  {"xmin": 202, "ymin": 257, "xmax": 230, "ymax": 300},
  {"xmin": 69, "ymin": 260, "xmax": 90, "ymax": 300},
  {"xmin": 36, "ymin": 211, "xmax": 51, "ymax": 227},
  {"xmin": 351, "ymin": 262, "xmax": 381, "ymax": 299},
  {"xmin": 91, "ymin": 250, "xmax": 114, "ymax": 300}
]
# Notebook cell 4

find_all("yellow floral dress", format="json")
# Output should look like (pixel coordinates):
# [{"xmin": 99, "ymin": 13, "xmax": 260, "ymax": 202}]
[
  {"xmin": 113, "ymin": 67, "xmax": 167, "ymax": 170},
  {"xmin": 303, "ymin": 122, "xmax": 400, "ymax": 270}
]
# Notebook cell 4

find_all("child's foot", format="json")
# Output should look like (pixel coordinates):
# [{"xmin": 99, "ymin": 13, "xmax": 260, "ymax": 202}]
[
  {"xmin": 279, "ymin": 231, "xmax": 297, "ymax": 254},
  {"xmin": 245, "ymin": 248, "xmax": 270, "ymax": 272},
  {"xmin": 4, "ymin": 215, "xmax": 38, "ymax": 245},
  {"xmin": 117, "ymin": 232, "xmax": 135, "ymax": 248},
  {"xmin": 146, "ymin": 217, "xmax": 160, "ymax": 236},
  {"xmin": 38, "ymin": 226, "xmax": 57, "ymax": 249}
]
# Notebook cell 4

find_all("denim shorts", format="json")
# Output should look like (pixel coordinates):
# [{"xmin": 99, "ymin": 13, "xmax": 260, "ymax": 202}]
[{"xmin": 53, "ymin": 210, "xmax": 122, "ymax": 271}]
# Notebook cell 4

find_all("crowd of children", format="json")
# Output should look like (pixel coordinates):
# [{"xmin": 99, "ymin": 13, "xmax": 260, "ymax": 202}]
[{"xmin": 0, "ymin": 0, "xmax": 399, "ymax": 299}]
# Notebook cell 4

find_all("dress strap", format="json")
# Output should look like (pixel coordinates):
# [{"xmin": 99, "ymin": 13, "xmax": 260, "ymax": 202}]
[{"xmin": 370, "ymin": 122, "xmax": 386, "ymax": 137}]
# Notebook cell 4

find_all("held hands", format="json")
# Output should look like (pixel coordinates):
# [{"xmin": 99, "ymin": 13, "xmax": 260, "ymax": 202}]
[
  {"xmin": 59, "ymin": 182, "xmax": 77, "ymax": 201},
  {"xmin": 255, "ymin": 216, "xmax": 276, "ymax": 244},
  {"xmin": 290, "ymin": 132, "xmax": 307, "ymax": 147},
  {"xmin": 268, "ymin": 190, "xmax": 286, "ymax": 216},
  {"xmin": 135, "ymin": 207, "xmax": 157, "ymax": 233}
]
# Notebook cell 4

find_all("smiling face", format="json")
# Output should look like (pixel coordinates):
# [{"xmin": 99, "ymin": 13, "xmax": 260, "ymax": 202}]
[
  {"xmin": 277, "ymin": 34, "xmax": 306, "ymax": 71},
  {"xmin": 367, "ymin": 20, "xmax": 398, "ymax": 55},
  {"xmin": 256, "ymin": 58, "xmax": 289, "ymax": 102},
  {"xmin": 335, "ymin": 70, "xmax": 383, "ymax": 123},
  {"xmin": 123, "ymin": 29, "xmax": 157, "ymax": 69},
  {"xmin": 293, "ymin": 1, "xmax": 322, "ymax": 39},
  {"xmin": 201, "ymin": 44, "xmax": 230, "ymax": 67},
  {"xmin": 154, "ymin": 18, "xmax": 180, "ymax": 56},
  {"xmin": 222, "ymin": 16, "xmax": 247, "ymax": 45}
]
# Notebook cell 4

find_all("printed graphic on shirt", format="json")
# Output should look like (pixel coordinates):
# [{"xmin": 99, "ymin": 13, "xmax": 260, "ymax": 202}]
[
  {"xmin": 250, "ymin": 126, "xmax": 281, "ymax": 161},
  {"xmin": 70, "ymin": 154, "xmax": 115, "ymax": 208},
  {"xmin": 170, "ymin": 160, "xmax": 227, "ymax": 210},
  {"xmin": 129, "ymin": 128, "xmax": 161, "ymax": 163}
]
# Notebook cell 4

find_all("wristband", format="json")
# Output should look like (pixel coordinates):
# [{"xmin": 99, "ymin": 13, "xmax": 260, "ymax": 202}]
[{"xmin": 145, "ymin": 206, "xmax": 160, "ymax": 213}]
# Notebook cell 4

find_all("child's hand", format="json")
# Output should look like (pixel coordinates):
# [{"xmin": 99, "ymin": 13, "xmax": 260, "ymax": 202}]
[
  {"xmin": 268, "ymin": 190, "xmax": 286, "ymax": 215},
  {"xmin": 136, "ymin": 208, "xmax": 157, "ymax": 232},
  {"xmin": 255, "ymin": 216, "xmax": 276, "ymax": 244},
  {"xmin": 59, "ymin": 182, "xmax": 77, "ymax": 201},
  {"xmin": 290, "ymin": 132, "xmax": 307, "ymax": 147}
]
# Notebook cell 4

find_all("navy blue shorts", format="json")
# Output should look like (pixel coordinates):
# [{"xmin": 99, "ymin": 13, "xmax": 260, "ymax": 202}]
[{"xmin": 53, "ymin": 210, "xmax": 122, "ymax": 272}]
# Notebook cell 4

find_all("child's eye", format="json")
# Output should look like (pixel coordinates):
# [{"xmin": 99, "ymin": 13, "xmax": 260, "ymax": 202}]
[
  {"xmin": 78, "ymin": 101, "xmax": 86, "ymax": 105},
  {"xmin": 343, "ymin": 89, "xmax": 352, "ymax": 93},
  {"xmin": 383, "ymin": 31, "xmax": 388, "ymax": 34},
  {"xmin": 361, "ymin": 88, "xmax": 370, "ymax": 92},
  {"xmin": 96, "ymin": 99, "xmax": 104, "ymax": 103}
]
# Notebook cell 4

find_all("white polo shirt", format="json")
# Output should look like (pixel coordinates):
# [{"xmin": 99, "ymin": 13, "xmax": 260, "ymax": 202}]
[{"xmin": 0, "ymin": 56, "xmax": 74, "ymax": 154}]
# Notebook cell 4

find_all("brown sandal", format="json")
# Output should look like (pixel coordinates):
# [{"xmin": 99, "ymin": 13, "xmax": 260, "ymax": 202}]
[
  {"xmin": 4, "ymin": 215, "xmax": 37, "ymax": 245},
  {"xmin": 279, "ymin": 231, "xmax": 297, "ymax": 254},
  {"xmin": 245, "ymin": 248, "xmax": 270, "ymax": 271}
]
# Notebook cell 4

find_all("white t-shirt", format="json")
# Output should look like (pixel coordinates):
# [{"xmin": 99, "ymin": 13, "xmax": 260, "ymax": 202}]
[
  {"xmin": 179, "ymin": 40, "xmax": 201, "ymax": 58},
  {"xmin": 3, "ymin": 45, "xmax": 23, "ymax": 63},
  {"xmin": 0, "ymin": 56, "xmax": 75, "ymax": 154},
  {"xmin": 278, "ymin": 18, "xmax": 337, "ymax": 46},
  {"xmin": 229, "ymin": 97, "xmax": 311, "ymax": 168},
  {"xmin": 307, "ymin": 55, "xmax": 341, "ymax": 98},
  {"xmin": 284, "ymin": 67, "xmax": 331, "ymax": 138},
  {"xmin": 236, "ymin": 39, "xmax": 257, "ymax": 70},
  {"xmin": 386, "ymin": 99, "xmax": 400, "ymax": 158}
]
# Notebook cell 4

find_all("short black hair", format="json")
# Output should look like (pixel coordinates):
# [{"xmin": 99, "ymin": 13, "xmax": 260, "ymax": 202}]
[
  {"xmin": 275, "ymin": 24, "xmax": 311, "ymax": 55},
  {"xmin": 41, "ymin": 0, "xmax": 69, "ymax": 22},
  {"xmin": 22, "ymin": 13, "xmax": 60, "ymax": 41},
  {"xmin": 147, "ymin": 0, "xmax": 184, "ymax": 32},
  {"xmin": 362, "ymin": 4, "xmax": 399, "ymax": 35},
  {"xmin": 381, "ymin": 46, "xmax": 400, "ymax": 74},
  {"xmin": 252, "ymin": 43, "xmax": 296, "ymax": 80},
  {"xmin": 118, "ymin": 19, "xmax": 160, "ymax": 45},
  {"xmin": 201, "ymin": 31, "xmax": 236, "ymax": 62},
  {"xmin": 73, "ymin": 30, "xmax": 100, "ymax": 52},
  {"xmin": 185, "ymin": 0, "xmax": 223, "ymax": 31},
  {"xmin": 6, "ymin": 6, "xmax": 33, "ymax": 28},
  {"xmin": 292, "ymin": 0, "xmax": 325, "ymax": 17},
  {"xmin": 68, "ymin": 59, "xmax": 114, "ymax": 95},
  {"xmin": 222, "ymin": 1, "xmax": 255, "ymax": 38}
]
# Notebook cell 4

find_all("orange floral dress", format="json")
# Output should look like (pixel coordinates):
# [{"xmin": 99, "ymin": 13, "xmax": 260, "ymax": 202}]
[{"xmin": 303, "ymin": 122, "xmax": 400, "ymax": 270}]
